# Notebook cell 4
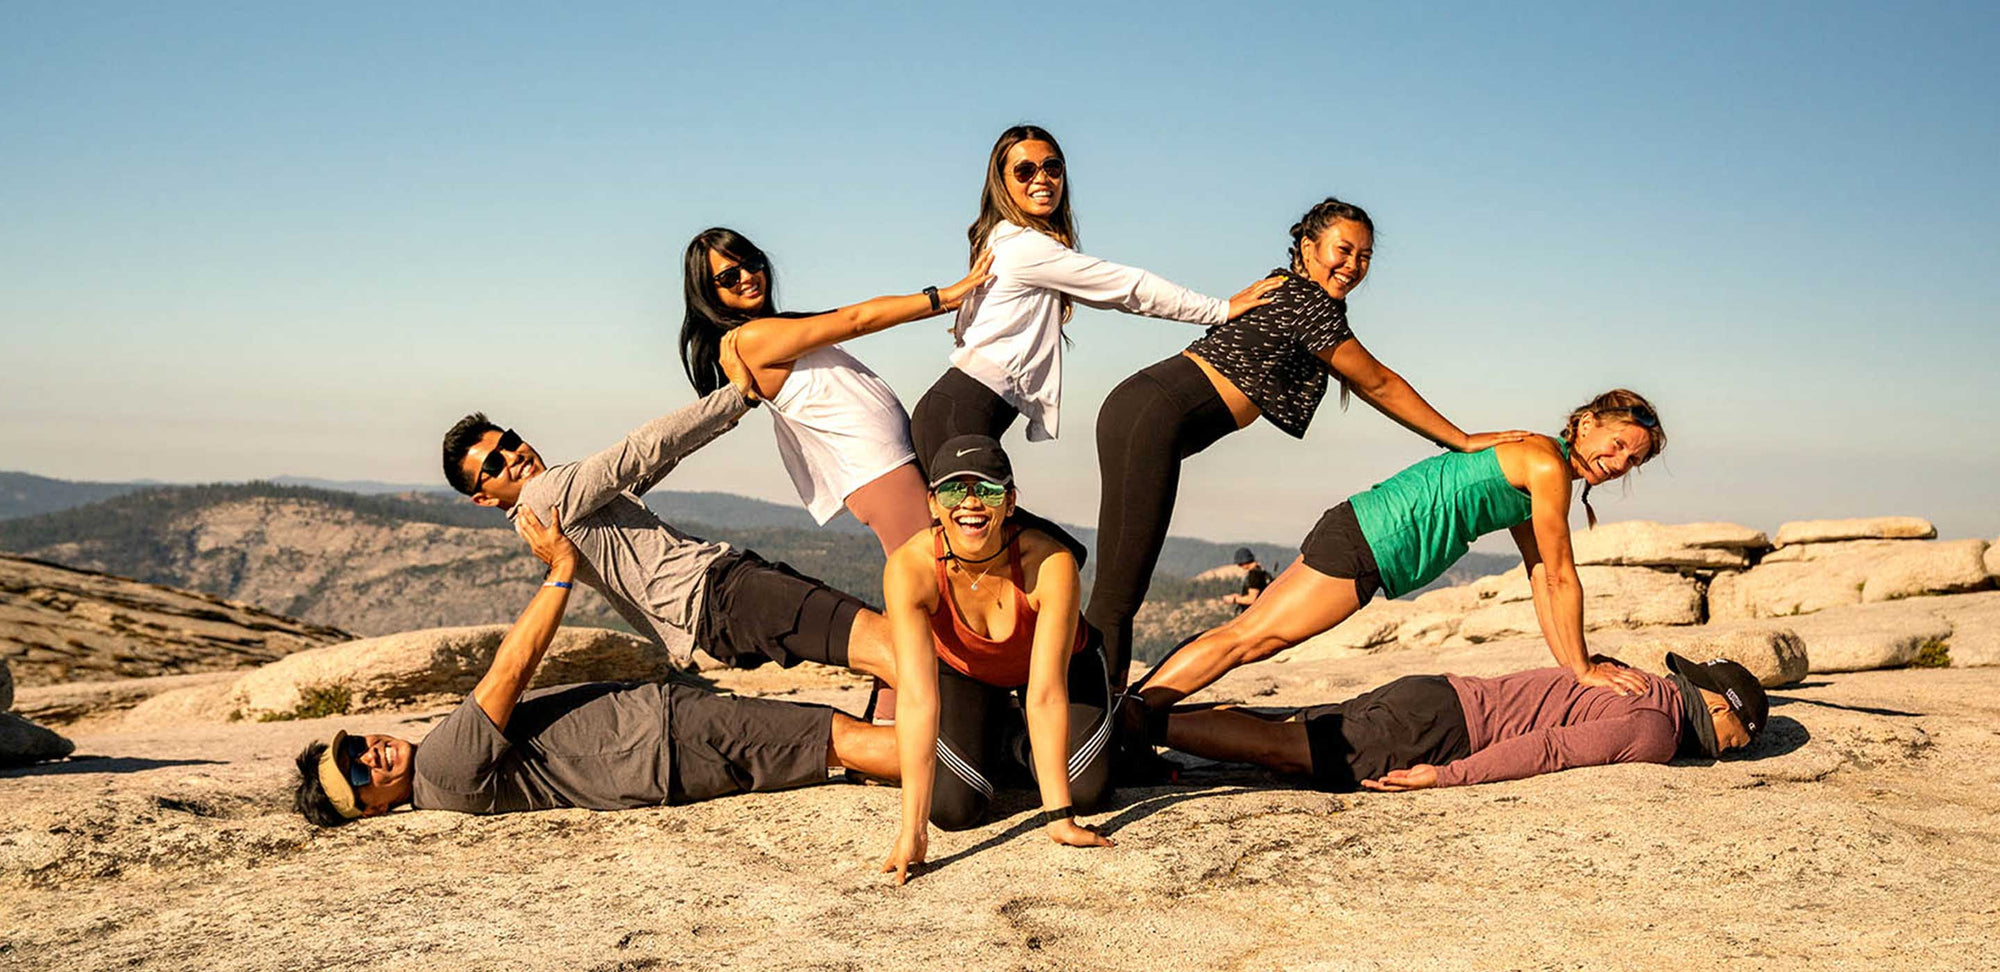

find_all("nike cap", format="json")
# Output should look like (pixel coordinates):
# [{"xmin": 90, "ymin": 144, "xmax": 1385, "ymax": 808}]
[{"xmin": 928, "ymin": 435, "xmax": 1013, "ymax": 488}]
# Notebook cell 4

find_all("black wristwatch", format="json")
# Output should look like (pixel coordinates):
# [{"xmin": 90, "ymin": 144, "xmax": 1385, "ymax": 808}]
[
  {"xmin": 923, "ymin": 285, "xmax": 941, "ymax": 311},
  {"xmin": 1040, "ymin": 805, "xmax": 1074, "ymax": 827}
]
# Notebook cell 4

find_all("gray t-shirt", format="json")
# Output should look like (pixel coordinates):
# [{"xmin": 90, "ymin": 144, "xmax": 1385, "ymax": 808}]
[
  {"xmin": 513, "ymin": 388, "xmax": 751, "ymax": 665},
  {"xmin": 410, "ymin": 682, "xmax": 674, "ymax": 814}
]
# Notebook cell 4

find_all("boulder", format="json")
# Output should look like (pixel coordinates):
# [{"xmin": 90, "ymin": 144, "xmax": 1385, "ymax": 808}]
[
  {"xmin": 1469, "ymin": 566, "xmax": 1531, "ymax": 605},
  {"xmin": 1286, "ymin": 601, "xmax": 1420, "ymax": 663},
  {"xmin": 1457, "ymin": 566, "xmax": 1702, "ymax": 642},
  {"xmin": 1988, "ymin": 538, "xmax": 2000, "ymax": 581},
  {"xmin": 0, "ymin": 656, "xmax": 12, "ymax": 712},
  {"xmin": 1394, "ymin": 611, "xmax": 1463, "ymax": 649},
  {"xmin": 1570, "ymin": 520, "xmax": 1769, "ymax": 569},
  {"xmin": 1708, "ymin": 540, "xmax": 1990, "ymax": 621},
  {"xmin": 1410, "ymin": 584, "xmax": 1481, "ymax": 616},
  {"xmin": 1859, "ymin": 539, "xmax": 1991, "ymax": 602},
  {"xmin": 1592, "ymin": 625, "xmax": 1808, "ymax": 688},
  {"xmin": 1775, "ymin": 600, "xmax": 1954, "ymax": 673},
  {"xmin": 0, "ymin": 711, "xmax": 74, "ymax": 767},
  {"xmin": 224, "ymin": 625, "xmax": 669, "ymax": 721},
  {"xmin": 1758, "ymin": 539, "xmax": 1914, "ymax": 565},
  {"xmin": 1773, "ymin": 517, "xmax": 1936, "ymax": 547},
  {"xmin": 1923, "ymin": 591, "xmax": 2000, "ymax": 668}
]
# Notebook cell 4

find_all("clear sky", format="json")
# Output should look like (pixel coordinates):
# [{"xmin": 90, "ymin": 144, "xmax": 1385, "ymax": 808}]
[{"xmin": 5, "ymin": 2, "xmax": 1997, "ymax": 548}]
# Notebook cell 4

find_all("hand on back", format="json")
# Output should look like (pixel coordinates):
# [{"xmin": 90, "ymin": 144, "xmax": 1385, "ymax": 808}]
[
  {"xmin": 1225, "ymin": 274, "xmax": 1285, "ymax": 320},
  {"xmin": 514, "ymin": 507, "xmax": 577, "ymax": 572}
]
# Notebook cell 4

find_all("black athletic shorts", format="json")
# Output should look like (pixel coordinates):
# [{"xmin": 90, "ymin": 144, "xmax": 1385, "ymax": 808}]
[
  {"xmin": 666, "ymin": 683, "xmax": 833, "ymax": 803},
  {"xmin": 1301, "ymin": 675, "xmax": 1472, "ymax": 791},
  {"xmin": 1298, "ymin": 501, "xmax": 1384, "ymax": 607},
  {"xmin": 696, "ymin": 550, "xmax": 866, "ymax": 670}
]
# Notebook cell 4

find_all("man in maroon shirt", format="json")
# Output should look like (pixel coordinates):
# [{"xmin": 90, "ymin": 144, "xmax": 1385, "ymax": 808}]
[{"xmin": 1160, "ymin": 654, "xmax": 1766, "ymax": 791}]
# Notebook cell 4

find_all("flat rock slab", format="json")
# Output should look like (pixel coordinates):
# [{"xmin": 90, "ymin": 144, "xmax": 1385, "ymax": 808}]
[
  {"xmin": 1591, "ymin": 625, "xmax": 1809, "ymax": 687},
  {"xmin": 1457, "ymin": 566, "xmax": 1703, "ymax": 643},
  {"xmin": 1570, "ymin": 519, "xmax": 1769, "ymax": 569},
  {"xmin": 3, "ymin": 654, "xmax": 1996, "ymax": 971},
  {"xmin": 1774, "ymin": 516, "xmax": 1937, "ymax": 547},
  {"xmin": 1709, "ymin": 539, "xmax": 1992, "ymax": 621}
]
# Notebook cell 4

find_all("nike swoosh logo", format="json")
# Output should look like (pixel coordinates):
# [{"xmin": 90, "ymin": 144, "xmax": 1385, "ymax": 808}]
[{"xmin": 956, "ymin": 448, "xmax": 979, "ymax": 457}]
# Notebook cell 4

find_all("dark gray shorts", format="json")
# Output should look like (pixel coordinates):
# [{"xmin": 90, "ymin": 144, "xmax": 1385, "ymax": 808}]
[
  {"xmin": 697, "ymin": 550, "xmax": 866, "ymax": 670},
  {"xmin": 1301, "ymin": 675, "xmax": 1471, "ymax": 791},
  {"xmin": 665, "ymin": 683, "xmax": 834, "ymax": 804},
  {"xmin": 1298, "ymin": 501, "xmax": 1384, "ymax": 607}
]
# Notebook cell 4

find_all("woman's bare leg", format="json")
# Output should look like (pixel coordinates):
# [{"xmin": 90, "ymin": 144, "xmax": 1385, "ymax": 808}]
[
  {"xmin": 845, "ymin": 462, "xmax": 931, "ymax": 556},
  {"xmin": 1135, "ymin": 556, "xmax": 1365, "ymax": 710}
]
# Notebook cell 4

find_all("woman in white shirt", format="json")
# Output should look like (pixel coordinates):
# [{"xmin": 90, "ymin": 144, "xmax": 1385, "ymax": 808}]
[
  {"xmin": 680, "ymin": 227, "xmax": 992, "ymax": 555},
  {"xmin": 907, "ymin": 125, "xmax": 1282, "ymax": 494}
]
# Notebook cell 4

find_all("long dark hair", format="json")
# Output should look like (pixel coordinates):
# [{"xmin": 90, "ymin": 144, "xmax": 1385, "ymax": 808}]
[
  {"xmin": 968, "ymin": 125, "xmax": 1079, "ymax": 323},
  {"xmin": 679, "ymin": 227, "xmax": 777, "ymax": 395}
]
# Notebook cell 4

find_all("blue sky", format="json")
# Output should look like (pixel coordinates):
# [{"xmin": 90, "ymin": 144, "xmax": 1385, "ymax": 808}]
[{"xmin": 4, "ymin": 2, "xmax": 1996, "ymax": 547}]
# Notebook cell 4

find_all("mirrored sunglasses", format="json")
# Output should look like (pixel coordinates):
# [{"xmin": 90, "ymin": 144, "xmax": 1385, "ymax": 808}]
[
  {"xmin": 340, "ymin": 735, "xmax": 373, "ymax": 789},
  {"xmin": 933, "ymin": 479, "xmax": 1009, "ymax": 508}
]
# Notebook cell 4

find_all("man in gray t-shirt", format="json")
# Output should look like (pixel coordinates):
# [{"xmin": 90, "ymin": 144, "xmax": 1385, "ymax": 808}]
[
  {"xmin": 436, "ymin": 388, "xmax": 897, "ymax": 684},
  {"xmin": 292, "ymin": 508, "xmax": 897, "ymax": 826}
]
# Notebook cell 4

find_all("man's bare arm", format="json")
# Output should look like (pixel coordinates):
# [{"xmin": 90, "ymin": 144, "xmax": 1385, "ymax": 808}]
[{"xmin": 473, "ymin": 507, "xmax": 578, "ymax": 732}]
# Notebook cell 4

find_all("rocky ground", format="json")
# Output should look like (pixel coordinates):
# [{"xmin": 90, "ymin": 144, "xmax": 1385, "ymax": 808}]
[{"xmin": 4, "ymin": 636, "xmax": 1997, "ymax": 972}]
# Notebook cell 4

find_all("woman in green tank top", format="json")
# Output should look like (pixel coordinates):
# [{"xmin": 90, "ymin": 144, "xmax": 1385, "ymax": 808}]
[{"xmin": 1119, "ymin": 389, "xmax": 1667, "ymax": 747}]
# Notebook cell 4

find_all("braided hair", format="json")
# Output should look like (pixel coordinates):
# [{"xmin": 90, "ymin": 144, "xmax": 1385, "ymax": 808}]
[
  {"xmin": 1558, "ymin": 389, "xmax": 1666, "ymax": 527},
  {"xmin": 1287, "ymin": 197, "xmax": 1375, "ymax": 410}
]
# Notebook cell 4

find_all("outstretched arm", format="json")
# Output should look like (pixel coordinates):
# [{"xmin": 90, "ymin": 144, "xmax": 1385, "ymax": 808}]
[
  {"xmin": 473, "ymin": 507, "xmax": 577, "ymax": 731},
  {"xmin": 536, "ymin": 387, "xmax": 752, "ymax": 523},
  {"xmin": 1003, "ymin": 231, "xmax": 1279, "ymax": 323},
  {"xmin": 1022, "ymin": 548, "xmax": 1113, "ymax": 849},
  {"xmin": 728, "ymin": 254, "xmax": 993, "ymax": 400},
  {"xmin": 881, "ymin": 549, "xmax": 942, "ymax": 886},
  {"xmin": 1508, "ymin": 443, "xmax": 1648, "ymax": 697},
  {"xmin": 1323, "ymin": 339, "xmax": 1532, "ymax": 453}
]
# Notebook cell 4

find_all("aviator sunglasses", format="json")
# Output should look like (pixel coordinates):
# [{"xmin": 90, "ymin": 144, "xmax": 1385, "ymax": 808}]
[
  {"xmin": 1009, "ymin": 157, "xmax": 1065, "ymax": 184},
  {"xmin": 340, "ymin": 735, "xmax": 374, "ymax": 789},
  {"xmin": 711, "ymin": 256, "xmax": 768, "ymax": 291},
  {"xmin": 934, "ymin": 479, "xmax": 1009, "ymax": 508},
  {"xmin": 475, "ymin": 429, "xmax": 522, "ymax": 488}
]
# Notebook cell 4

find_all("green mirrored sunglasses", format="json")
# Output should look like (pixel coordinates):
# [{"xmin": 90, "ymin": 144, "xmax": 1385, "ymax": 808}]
[{"xmin": 933, "ymin": 479, "xmax": 1009, "ymax": 508}]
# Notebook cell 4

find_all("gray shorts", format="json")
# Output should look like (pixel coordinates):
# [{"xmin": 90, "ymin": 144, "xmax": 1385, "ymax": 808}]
[{"xmin": 666, "ymin": 683, "xmax": 834, "ymax": 804}]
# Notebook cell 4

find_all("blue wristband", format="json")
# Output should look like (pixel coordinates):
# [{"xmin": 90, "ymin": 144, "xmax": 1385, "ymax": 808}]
[{"xmin": 543, "ymin": 580, "xmax": 572, "ymax": 590}]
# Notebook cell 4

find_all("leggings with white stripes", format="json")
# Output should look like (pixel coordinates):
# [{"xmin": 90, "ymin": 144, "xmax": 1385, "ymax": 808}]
[{"xmin": 930, "ymin": 640, "xmax": 1115, "ymax": 831}]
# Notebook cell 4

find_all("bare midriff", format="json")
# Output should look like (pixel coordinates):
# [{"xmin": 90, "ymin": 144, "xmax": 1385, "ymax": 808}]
[{"xmin": 1182, "ymin": 351, "xmax": 1262, "ymax": 430}]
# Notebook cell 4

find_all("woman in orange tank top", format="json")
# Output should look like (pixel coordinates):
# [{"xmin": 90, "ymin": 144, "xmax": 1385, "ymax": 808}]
[{"xmin": 876, "ymin": 435, "xmax": 1117, "ymax": 885}]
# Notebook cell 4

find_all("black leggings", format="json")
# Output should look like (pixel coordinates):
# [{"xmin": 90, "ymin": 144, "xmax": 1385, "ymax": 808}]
[
  {"xmin": 1083, "ymin": 354, "xmax": 1239, "ymax": 687},
  {"xmin": 910, "ymin": 366, "xmax": 1089, "ymax": 566},
  {"xmin": 931, "ymin": 640, "xmax": 1116, "ymax": 831}
]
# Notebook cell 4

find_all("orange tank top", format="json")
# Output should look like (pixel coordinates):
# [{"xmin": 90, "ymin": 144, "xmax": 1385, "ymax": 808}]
[{"xmin": 929, "ymin": 527, "xmax": 1081, "ymax": 687}]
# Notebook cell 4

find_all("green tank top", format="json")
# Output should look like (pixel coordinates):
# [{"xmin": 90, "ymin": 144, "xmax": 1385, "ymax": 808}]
[{"xmin": 1348, "ymin": 441, "xmax": 1558, "ymax": 598}]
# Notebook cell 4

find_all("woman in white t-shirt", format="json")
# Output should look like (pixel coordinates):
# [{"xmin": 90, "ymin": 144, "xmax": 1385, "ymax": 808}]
[
  {"xmin": 679, "ymin": 227, "xmax": 992, "ymax": 555},
  {"xmin": 908, "ymin": 124, "xmax": 1281, "ymax": 473}
]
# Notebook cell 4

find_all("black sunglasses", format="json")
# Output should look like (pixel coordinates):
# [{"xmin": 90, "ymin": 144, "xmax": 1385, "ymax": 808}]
[
  {"xmin": 1009, "ymin": 157, "xmax": 1065, "ymax": 184},
  {"xmin": 475, "ymin": 429, "xmax": 522, "ymax": 488},
  {"xmin": 711, "ymin": 256, "xmax": 767, "ymax": 291},
  {"xmin": 340, "ymin": 735, "xmax": 373, "ymax": 790}
]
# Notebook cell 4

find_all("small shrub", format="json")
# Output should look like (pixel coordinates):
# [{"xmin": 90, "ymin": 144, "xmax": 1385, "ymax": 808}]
[
  {"xmin": 257, "ymin": 683, "xmax": 352, "ymax": 721},
  {"xmin": 1913, "ymin": 638, "xmax": 1951, "ymax": 669}
]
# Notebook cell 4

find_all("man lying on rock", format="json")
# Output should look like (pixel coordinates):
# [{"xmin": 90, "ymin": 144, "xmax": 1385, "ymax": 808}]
[
  {"xmin": 1154, "ymin": 655, "xmax": 1766, "ymax": 792},
  {"xmin": 440, "ymin": 387, "xmax": 899, "ymax": 687},
  {"xmin": 292, "ymin": 507, "xmax": 897, "ymax": 825}
]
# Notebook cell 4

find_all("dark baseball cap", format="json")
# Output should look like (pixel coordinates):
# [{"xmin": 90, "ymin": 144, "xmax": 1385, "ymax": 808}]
[
  {"xmin": 1665, "ymin": 652, "xmax": 1768, "ymax": 757},
  {"xmin": 928, "ymin": 435, "xmax": 1013, "ymax": 488},
  {"xmin": 1233, "ymin": 547, "xmax": 1256, "ymax": 565}
]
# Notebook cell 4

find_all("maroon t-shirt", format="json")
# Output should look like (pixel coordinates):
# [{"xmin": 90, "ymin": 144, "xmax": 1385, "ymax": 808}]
[{"xmin": 1434, "ymin": 668, "xmax": 1684, "ymax": 787}]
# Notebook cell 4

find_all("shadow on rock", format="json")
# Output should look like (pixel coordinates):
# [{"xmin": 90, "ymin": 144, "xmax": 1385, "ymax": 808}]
[{"xmin": 0, "ymin": 755, "xmax": 226, "ymax": 779}]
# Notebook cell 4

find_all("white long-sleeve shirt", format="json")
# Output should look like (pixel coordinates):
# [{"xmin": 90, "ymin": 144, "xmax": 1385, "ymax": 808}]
[{"xmin": 948, "ymin": 221, "xmax": 1228, "ymax": 441}]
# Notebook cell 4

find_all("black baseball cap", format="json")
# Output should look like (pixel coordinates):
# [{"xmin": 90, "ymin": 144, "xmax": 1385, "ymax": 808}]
[
  {"xmin": 928, "ymin": 435, "xmax": 1013, "ymax": 488},
  {"xmin": 1665, "ymin": 652, "xmax": 1768, "ymax": 757},
  {"xmin": 1233, "ymin": 547, "xmax": 1256, "ymax": 565}
]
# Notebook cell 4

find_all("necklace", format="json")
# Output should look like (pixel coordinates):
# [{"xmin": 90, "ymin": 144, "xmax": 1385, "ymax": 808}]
[{"xmin": 940, "ymin": 527, "xmax": 1010, "ymax": 591}]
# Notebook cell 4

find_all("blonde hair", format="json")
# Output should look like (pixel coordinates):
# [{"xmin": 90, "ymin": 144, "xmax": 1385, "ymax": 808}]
[{"xmin": 1559, "ymin": 389, "xmax": 1665, "ymax": 527}]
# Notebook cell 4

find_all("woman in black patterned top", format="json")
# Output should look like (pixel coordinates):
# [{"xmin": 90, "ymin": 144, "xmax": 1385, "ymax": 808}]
[{"xmin": 1085, "ymin": 198, "xmax": 1531, "ymax": 690}]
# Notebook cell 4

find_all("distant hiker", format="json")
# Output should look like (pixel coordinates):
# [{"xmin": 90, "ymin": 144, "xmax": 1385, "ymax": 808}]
[
  {"xmin": 1087, "ymin": 196, "xmax": 1531, "ymax": 688},
  {"xmin": 440, "ymin": 390, "xmax": 897, "ymax": 687},
  {"xmin": 1118, "ymin": 391, "xmax": 1667, "ymax": 763},
  {"xmin": 679, "ymin": 227, "xmax": 993, "ymax": 557},
  {"xmin": 1161, "ymin": 654, "xmax": 1767, "ymax": 792},
  {"xmin": 1221, "ymin": 547, "xmax": 1271, "ymax": 613},
  {"xmin": 906, "ymin": 123, "xmax": 1285, "ymax": 572},
  {"xmin": 291, "ymin": 507, "xmax": 897, "ymax": 826},
  {"xmin": 877, "ymin": 436, "xmax": 1116, "ymax": 885}
]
